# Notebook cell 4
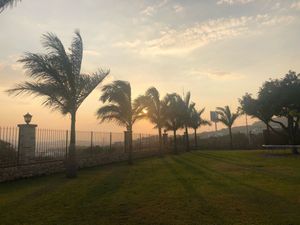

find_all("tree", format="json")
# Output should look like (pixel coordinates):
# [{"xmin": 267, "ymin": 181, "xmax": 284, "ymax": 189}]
[
  {"xmin": 163, "ymin": 93, "xmax": 185, "ymax": 154},
  {"xmin": 7, "ymin": 31, "xmax": 109, "ymax": 178},
  {"xmin": 216, "ymin": 106, "xmax": 240, "ymax": 149},
  {"xmin": 258, "ymin": 71, "xmax": 300, "ymax": 154},
  {"xmin": 239, "ymin": 93, "xmax": 273, "ymax": 144},
  {"xmin": 182, "ymin": 91, "xmax": 194, "ymax": 151},
  {"xmin": 97, "ymin": 80, "xmax": 144, "ymax": 164},
  {"xmin": 134, "ymin": 87, "xmax": 165, "ymax": 156},
  {"xmin": 189, "ymin": 107, "xmax": 211, "ymax": 148},
  {"xmin": 0, "ymin": 0, "xmax": 21, "ymax": 12}
]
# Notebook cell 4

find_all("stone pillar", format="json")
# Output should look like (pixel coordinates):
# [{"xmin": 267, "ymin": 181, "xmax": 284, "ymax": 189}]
[{"xmin": 18, "ymin": 124, "xmax": 37, "ymax": 164}]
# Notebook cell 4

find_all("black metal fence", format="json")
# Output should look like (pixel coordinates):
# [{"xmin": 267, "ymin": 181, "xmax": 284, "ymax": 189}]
[
  {"xmin": 0, "ymin": 127, "xmax": 19, "ymax": 168},
  {"xmin": 0, "ymin": 127, "xmax": 161, "ymax": 168}
]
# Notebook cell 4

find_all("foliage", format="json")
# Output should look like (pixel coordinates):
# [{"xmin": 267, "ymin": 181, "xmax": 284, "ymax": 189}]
[
  {"xmin": 162, "ymin": 93, "xmax": 185, "ymax": 153},
  {"xmin": 162, "ymin": 93, "xmax": 185, "ymax": 132},
  {"xmin": 241, "ymin": 71, "xmax": 300, "ymax": 153},
  {"xmin": 7, "ymin": 31, "xmax": 109, "ymax": 177},
  {"xmin": 0, "ymin": 0, "xmax": 21, "ymax": 12},
  {"xmin": 0, "ymin": 140, "xmax": 17, "ymax": 163},
  {"xmin": 189, "ymin": 107, "xmax": 211, "ymax": 130},
  {"xmin": 134, "ymin": 87, "xmax": 165, "ymax": 153},
  {"xmin": 239, "ymin": 93, "xmax": 273, "ymax": 125},
  {"xmin": 216, "ymin": 106, "xmax": 240, "ymax": 149},
  {"xmin": 97, "ymin": 80, "xmax": 144, "ymax": 164},
  {"xmin": 97, "ymin": 80, "xmax": 143, "ymax": 129}
]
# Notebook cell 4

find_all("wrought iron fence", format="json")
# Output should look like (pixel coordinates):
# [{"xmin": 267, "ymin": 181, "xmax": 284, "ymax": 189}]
[
  {"xmin": 0, "ymin": 127, "xmax": 19, "ymax": 168},
  {"xmin": 0, "ymin": 126, "xmax": 161, "ymax": 168}
]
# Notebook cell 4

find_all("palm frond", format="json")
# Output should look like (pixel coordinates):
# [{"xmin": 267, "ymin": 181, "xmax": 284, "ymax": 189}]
[
  {"xmin": 70, "ymin": 30, "xmax": 83, "ymax": 76},
  {"xmin": 0, "ymin": 0, "xmax": 21, "ymax": 12},
  {"xmin": 97, "ymin": 80, "xmax": 134, "ymax": 129},
  {"xmin": 8, "ymin": 31, "xmax": 108, "ymax": 116}
]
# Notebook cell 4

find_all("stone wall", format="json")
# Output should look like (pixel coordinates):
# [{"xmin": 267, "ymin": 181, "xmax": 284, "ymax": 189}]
[{"xmin": 0, "ymin": 149, "xmax": 169, "ymax": 182}]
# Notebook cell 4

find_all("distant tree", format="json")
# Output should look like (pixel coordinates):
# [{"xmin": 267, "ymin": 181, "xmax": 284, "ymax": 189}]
[
  {"xmin": 134, "ymin": 87, "xmax": 165, "ymax": 156},
  {"xmin": 258, "ymin": 71, "xmax": 300, "ymax": 154},
  {"xmin": 239, "ymin": 93, "xmax": 273, "ymax": 144},
  {"xmin": 97, "ymin": 80, "xmax": 144, "ymax": 164},
  {"xmin": 216, "ymin": 106, "xmax": 240, "ymax": 149},
  {"xmin": 7, "ymin": 31, "xmax": 109, "ymax": 178},
  {"xmin": 182, "ymin": 91, "xmax": 194, "ymax": 151},
  {"xmin": 163, "ymin": 93, "xmax": 185, "ymax": 153},
  {"xmin": 0, "ymin": 0, "xmax": 21, "ymax": 12},
  {"xmin": 189, "ymin": 107, "xmax": 211, "ymax": 148}
]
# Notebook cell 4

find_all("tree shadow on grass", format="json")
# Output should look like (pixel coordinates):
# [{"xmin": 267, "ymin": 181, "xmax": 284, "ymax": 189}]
[
  {"xmin": 188, "ymin": 151, "xmax": 300, "ymax": 184},
  {"xmin": 162, "ymin": 157, "xmax": 226, "ymax": 225},
  {"xmin": 174, "ymin": 154, "xmax": 300, "ymax": 209}
]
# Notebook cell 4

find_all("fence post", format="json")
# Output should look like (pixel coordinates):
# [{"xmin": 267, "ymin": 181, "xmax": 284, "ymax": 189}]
[
  {"xmin": 124, "ymin": 131, "xmax": 128, "ymax": 153},
  {"xmin": 163, "ymin": 132, "xmax": 168, "ymax": 151},
  {"xmin": 65, "ymin": 130, "xmax": 68, "ymax": 157},
  {"xmin": 110, "ymin": 132, "xmax": 112, "ymax": 151},
  {"xmin": 139, "ymin": 133, "xmax": 142, "ymax": 151},
  {"xmin": 91, "ymin": 131, "xmax": 93, "ymax": 150}
]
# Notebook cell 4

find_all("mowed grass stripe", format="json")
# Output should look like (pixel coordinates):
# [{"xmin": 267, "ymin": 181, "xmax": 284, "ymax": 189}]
[{"xmin": 0, "ymin": 150, "xmax": 299, "ymax": 225}]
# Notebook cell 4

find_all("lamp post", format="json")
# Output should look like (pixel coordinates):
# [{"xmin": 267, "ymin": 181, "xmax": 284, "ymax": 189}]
[{"xmin": 23, "ymin": 113, "xmax": 32, "ymax": 124}]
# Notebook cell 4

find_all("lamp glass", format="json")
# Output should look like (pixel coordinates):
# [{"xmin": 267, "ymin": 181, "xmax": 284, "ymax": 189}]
[{"xmin": 24, "ymin": 113, "xmax": 32, "ymax": 124}]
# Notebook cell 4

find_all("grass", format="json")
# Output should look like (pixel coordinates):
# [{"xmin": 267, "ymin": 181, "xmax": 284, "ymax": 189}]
[{"xmin": 0, "ymin": 150, "xmax": 300, "ymax": 225}]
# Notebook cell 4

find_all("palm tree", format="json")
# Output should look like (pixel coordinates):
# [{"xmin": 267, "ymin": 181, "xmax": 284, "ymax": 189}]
[
  {"xmin": 163, "ymin": 93, "xmax": 185, "ymax": 154},
  {"xmin": 134, "ymin": 87, "xmax": 165, "ymax": 155},
  {"xmin": 182, "ymin": 91, "xmax": 194, "ymax": 151},
  {"xmin": 0, "ymin": 0, "xmax": 21, "ymax": 12},
  {"xmin": 189, "ymin": 107, "xmax": 211, "ymax": 148},
  {"xmin": 97, "ymin": 80, "xmax": 144, "ymax": 164},
  {"xmin": 216, "ymin": 106, "xmax": 240, "ymax": 149},
  {"xmin": 7, "ymin": 31, "xmax": 109, "ymax": 178}
]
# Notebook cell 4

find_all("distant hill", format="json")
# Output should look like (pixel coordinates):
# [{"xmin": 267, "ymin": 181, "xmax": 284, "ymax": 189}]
[{"xmin": 198, "ymin": 117, "xmax": 285, "ymax": 138}]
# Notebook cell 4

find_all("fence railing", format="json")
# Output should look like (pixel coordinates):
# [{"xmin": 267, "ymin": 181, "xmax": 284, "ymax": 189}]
[
  {"xmin": 0, "ymin": 127, "xmax": 19, "ymax": 168},
  {"xmin": 0, "ymin": 127, "xmax": 162, "ymax": 168}
]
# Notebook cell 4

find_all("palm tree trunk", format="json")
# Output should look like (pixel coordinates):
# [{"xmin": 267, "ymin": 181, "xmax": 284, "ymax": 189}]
[
  {"xmin": 229, "ymin": 126, "xmax": 233, "ymax": 149},
  {"xmin": 173, "ymin": 129, "xmax": 177, "ymax": 154},
  {"xmin": 158, "ymin": 126, "xmax": 163, "ymax": 156},
  {"xmin": 66, "ymin": 111, "xmax": 77, "ymax": 178},
  {"xmin": 185, "ymin": 126, "xmax": 190, "ymax": 151},
  {"xmin": 128, "ymin": 125, "xmax": 133, "ymax": 164},
  {"xmin": 194, "ymin": 128, "xmax": 197, "ymax": 148}
]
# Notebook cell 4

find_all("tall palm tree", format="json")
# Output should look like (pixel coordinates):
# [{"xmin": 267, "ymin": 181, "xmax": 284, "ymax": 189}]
[
  {"xmin": 163, "ymin": 93, "xmax": 185, "ymax": 154},
  {"xmin": 216, "ymin": 106, "xmax": 240, "ymax": 149},
  {"xmin": 0, "ymin": 0, "xmax": 21, "ymax": 12},
  {"xmin": 7, "ymin": 31, "xmax": 109, "ymax": 178},
  {"xmin": 182, "ymin": 91, "xmax": 194, "ymax": 151},
  {"xmin": 97, "ymin": 80, "xmax": 144, "ymax": 164},
  {"xmin": 134, "ymin": 87, "xmax": 165, "ymax": 155},
  {"xmin": 189, "ymin": 107, "xmax": 211, "ymax": 148}
]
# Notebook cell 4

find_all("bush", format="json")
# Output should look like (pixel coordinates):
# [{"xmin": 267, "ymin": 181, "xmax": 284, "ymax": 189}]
[{"xmin": 0, "ymin": 140, "xmax": 18, "ymax": 165}]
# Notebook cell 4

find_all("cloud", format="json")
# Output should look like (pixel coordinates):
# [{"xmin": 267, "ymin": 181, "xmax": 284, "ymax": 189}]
[
  {"xmin": 291, "ymin": 1, "xmax": 300, "ymax": 10},
  {"xmin": 115, "ymin": 14, "xmax": 294, "ymax": 56},
  {"xmin": 173, "ymin": 4, "xmax": 184, "ymax": 13},
  {"xmin": 83, "ymin": 50, "xmax": 101, "ymax": 56},
  {"xmin": 188, "ymin": 69, "xmax": 245, "ymax": 81},
  {"xmin": 140, "ymin": 0, "xmax": 168, "ymax": 16},
  {"xmin": 217, "ymin": 0, "xmax": 255, "ymax": 5}
]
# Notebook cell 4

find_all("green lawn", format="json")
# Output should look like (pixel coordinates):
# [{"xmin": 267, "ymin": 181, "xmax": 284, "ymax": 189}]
[{"xmin": 0, "ymin": 150, "xmax": 300, "ymax": 225}]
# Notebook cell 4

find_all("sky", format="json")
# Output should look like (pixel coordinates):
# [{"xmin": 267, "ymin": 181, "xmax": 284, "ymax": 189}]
[{"xmin": 0, "ymin": 0, "xmax": 300, "ymax": 134}]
